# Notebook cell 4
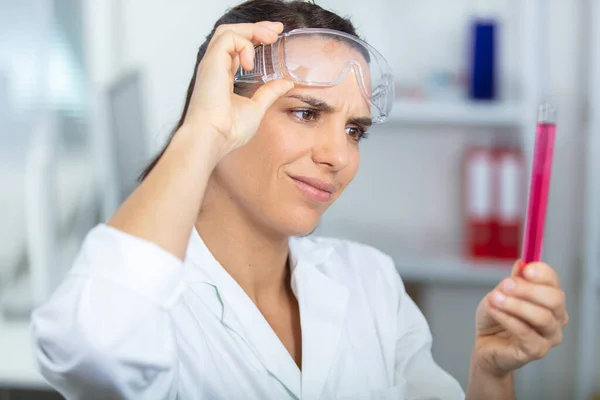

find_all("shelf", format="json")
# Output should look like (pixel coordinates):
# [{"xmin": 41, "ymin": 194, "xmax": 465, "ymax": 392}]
[
  {"xmin": 315, "ymin": 222, "xmax": 513, "ymax": 287},
  {"xmin": 387, "ymin": 99, "xmax": 523, "ymax": 127},
  {"xmin": 0, "ymin": 318, "xmax": 49, "ymax": 389},
  {"xmin": 393, "ymin": 255, "xmax": 512, "ymax": 286},
  {"xmin": 0, "ymin": 239, "xmax": 85, "ymax": 390}
]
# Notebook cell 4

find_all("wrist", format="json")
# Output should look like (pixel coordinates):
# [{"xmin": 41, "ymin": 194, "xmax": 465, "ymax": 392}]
[
  {"xmin": 173, "ymin": 123, "xmax": 228, "ymax": 167},
  {"xmin": 467, "ymin": 352, "xmax": 515, "ymax": 400},
  {"xmin": 470, "ymin": 354, "xmax": 513, "ymax": 382},
  {"xmin": 469, "ymin": 347, "xmax": 515, "ymax": 388}
]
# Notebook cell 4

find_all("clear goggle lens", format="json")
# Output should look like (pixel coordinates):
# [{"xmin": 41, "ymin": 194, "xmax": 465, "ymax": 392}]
[{"xmin": 235, "ymin": 28, "xmax": 395, "ymax": 124}]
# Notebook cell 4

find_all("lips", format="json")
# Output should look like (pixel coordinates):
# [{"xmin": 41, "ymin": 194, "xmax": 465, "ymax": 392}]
[
  {"xmin": 289, "ymin": 175, "xmax": 337, "ymax": 203},
  {"xmin": 291, "ymin": 176, "xmax": 336, "ymax": 193}
]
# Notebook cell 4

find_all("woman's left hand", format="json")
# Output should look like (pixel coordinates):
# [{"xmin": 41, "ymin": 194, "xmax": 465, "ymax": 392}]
[{"xmin": 473, "ymin": 260, "xmax": 568, "ymax": 377}]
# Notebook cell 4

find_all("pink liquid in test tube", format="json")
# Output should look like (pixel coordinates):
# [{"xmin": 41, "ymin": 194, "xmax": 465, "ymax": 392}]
[{"xmin": 521, "ymin": 103, "xmax": 557, "ymax": 266}]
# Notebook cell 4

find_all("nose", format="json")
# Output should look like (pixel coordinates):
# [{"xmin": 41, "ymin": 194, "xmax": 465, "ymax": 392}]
[{"xmin": 311, "ymin": 118, "xmax": 350, "ymax": 171}]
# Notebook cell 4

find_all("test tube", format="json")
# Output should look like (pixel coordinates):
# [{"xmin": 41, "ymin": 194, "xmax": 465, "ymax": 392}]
[{"xmin": 521, "ymin": 103, "xmax": 557, "ymax": 266}]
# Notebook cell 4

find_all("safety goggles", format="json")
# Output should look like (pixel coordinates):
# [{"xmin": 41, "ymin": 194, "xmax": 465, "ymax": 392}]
[{"xmin": 234, "ymin": 28, "xmax": 395, "ymax": 124}]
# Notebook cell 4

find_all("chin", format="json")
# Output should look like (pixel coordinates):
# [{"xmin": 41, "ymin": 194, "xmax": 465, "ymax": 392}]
[{"xmin": 275, "ymin": 205, "xmax": 323, "ymax": 237}]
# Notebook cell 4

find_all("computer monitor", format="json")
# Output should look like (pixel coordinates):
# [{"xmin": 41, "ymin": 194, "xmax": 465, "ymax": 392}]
[{"xmin": 106, "ymin": 70, "xmax": 148, "ymax": 201}]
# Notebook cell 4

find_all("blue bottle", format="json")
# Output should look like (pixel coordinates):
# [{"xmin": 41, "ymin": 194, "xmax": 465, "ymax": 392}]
[{"xmin": 469, "ymin": 19, "xmax": 496, "ymax": 100}]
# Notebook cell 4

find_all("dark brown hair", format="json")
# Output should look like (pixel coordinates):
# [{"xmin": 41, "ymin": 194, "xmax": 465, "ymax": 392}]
[{"xmin": 138, "ymin": 0, "xmax": 359, "ymax": 181}]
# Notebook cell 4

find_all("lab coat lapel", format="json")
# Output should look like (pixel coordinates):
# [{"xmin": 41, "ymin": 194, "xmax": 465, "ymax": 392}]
[
  {"xmin": 289, "ymin": 238, "xmax": 350, "ymax": 400},
  {"xmin": 186, "ymin": 229, "xmax": 302, "ymax": 399},
  {"xmin": 220, "ymin": 286, "xmax": 302, "ymax": 399}
]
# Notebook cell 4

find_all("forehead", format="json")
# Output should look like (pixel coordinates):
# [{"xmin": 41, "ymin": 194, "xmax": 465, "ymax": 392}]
[
  {"xmin": 282, "ymin": 35, "xmax": 372, "ymax": 116},
  {"xmin": 283, "ymin": 35, "xmax": 372, "ymax": 86},
  {"xmin": 288, "ymin": 81, "xmax": 371, "ymax": 120},
  {"xmin": 285, "ymin": 34, "xmax": 368, "ymax": 58}
]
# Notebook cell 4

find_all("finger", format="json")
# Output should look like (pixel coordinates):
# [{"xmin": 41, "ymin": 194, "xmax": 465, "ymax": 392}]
[
  {"xmin": 521, "ymin": 262, "xmax": 561, "ymax": 287},
  {"xmin": 255, "ymin": 20, "xmax": 285, "ymax": 33},
  {"xmin": 489, "ymin": 290, "xmax": 561, "ymax": 338},
  {"xmin": 231, "ymin": 54, "xmax": 241, "ymax": 77},
  {"xmin": 213, "ymin": 22, "xmax": 282, "ymax": 40},
  {"xmin": 485, "ymin": 305, "xmax": 553, "ymax": 360},
  {"xmin": 498, "ymin": 277, "xmax": 568, "ymax": 325},
  {"xmin": 251, "ymin": 79, "xmax": 295, "ymax": 113},
  {"xmin": 511, "ymin": 259, "xmax": 523, "ymax": 276},
  {"xmin": 206, "ymin": 31, "xmax": 256, "ymax": 72},
  {"xmin": 211, "ymin": 22, "xmax": 281, "ymax": 49}
]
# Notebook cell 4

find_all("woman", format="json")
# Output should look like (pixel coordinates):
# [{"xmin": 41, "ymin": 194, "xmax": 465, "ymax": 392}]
[{"xmin": 31, "ymin": 1, "xmax": 568, "ymax": 399}]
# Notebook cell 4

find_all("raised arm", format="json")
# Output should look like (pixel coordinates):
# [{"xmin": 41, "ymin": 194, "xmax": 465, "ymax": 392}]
[{"xmin": 31, "ymin": 21, "xmax": 294, "ymax": 399}]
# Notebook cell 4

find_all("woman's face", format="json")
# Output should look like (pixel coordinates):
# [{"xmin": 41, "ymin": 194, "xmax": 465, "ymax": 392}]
[{"xmin": 212, "ymin": 40, "xmax": 372, "ymax": 237}]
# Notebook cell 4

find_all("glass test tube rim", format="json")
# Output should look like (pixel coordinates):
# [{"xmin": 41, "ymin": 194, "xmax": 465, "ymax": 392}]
[{"xmin": 538, "ymin": 102, "xmax": 557, "ymax": 124}]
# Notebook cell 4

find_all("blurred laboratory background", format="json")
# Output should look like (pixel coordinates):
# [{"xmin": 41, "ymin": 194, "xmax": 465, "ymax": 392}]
[{"xmin": 0, "ymin": 0, "xmax": 598, "ymax": 399}]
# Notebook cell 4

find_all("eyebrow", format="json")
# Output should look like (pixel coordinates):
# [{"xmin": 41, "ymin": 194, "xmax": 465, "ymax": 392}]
[
  {"xmin": 286, "ymin": 94, "xmax": 335, "ymax": 113},
  {"xmin": 349, "ymin": 116, "xmax": 373, "ymax": 129},
  {"xmin": 285, "ymin": 94, "xmax": 373, "ymax": 127}
]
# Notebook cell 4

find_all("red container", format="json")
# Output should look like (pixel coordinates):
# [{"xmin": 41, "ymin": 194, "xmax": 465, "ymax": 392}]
[
  {"xmin": 463, "ymin": 147, "xmax": 494, "ymax": 259},
  {"xmin": 493, "ymin": 147, "xmax": 525, "ymax": 260}
]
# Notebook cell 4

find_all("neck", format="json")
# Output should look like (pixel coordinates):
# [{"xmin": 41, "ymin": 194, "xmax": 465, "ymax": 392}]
[{"xmin": 196, "ymin": 184, "xmax": 291, "ymax": 303}]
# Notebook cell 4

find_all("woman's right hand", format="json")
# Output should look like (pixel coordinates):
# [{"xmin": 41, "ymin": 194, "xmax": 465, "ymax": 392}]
[
  {"xmin": 182, "ymin": 21, "xmax": 295, "ymax": 158},
  {"xmin": 107, "ymin": 22, "xmax": 294, "ymax": 259}
]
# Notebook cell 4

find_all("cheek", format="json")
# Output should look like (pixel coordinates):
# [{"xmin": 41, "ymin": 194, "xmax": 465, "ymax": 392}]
[
  {"xmin": 217, "ymin": 115, "xmax": 309, "ymax": 193},
  {"xmin": 247, "ymin": 113, "xmax": 310, "ymax": 173},
  {"xmin": 333, "ymin": 150, "xmax": 360, "ymax": 198}
]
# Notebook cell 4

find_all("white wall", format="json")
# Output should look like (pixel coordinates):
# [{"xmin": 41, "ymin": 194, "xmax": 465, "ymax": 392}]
[
  {"xmin": 119, "ymin": 0, "xmax": 241, "ymax": 156},
  {"xmin": 536, "ymin": 0, "xmax": 587, "ymax": 396},
  {"xmin": 83, "ymin": 0, "xmax": 590, "ymax": 398}
]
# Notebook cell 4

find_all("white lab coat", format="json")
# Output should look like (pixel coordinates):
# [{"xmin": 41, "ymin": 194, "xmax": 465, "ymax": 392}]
[{"xmin": 31, "ymin": 224, "xmax": 465, "ymax": 400}]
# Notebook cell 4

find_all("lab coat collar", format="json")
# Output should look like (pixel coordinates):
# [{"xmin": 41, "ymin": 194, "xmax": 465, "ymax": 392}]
[
  {"xmin": 289, "ymin": 237, "xmax": 350, "ymax": 400},
  {"xmin": 287, "ymin": 234, "xmax": 334, "ymax": 269},
  {"xmin": 185, "ymin": 229, "xmax": 302, "ymax": 397},
  {"xmin": 185, "ymin": 230, "xmax": 349, "ymax": 400}
]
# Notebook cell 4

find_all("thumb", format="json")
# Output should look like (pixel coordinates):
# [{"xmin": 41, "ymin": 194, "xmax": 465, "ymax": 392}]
[
  {"xmin": 251, "ymin": 79, "xmax": 295, "ymax": 114},
  {"xmin": 512, "ymin": 259, "xmax": 526, "ymax": 277}
]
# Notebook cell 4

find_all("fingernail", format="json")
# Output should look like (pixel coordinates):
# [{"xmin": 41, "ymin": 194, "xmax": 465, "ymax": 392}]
[
  {"xmin": 525, "ymin": 266, "xmax": 537, "ymax": 279},
  {"xmin": 503, "ymin": 278, "xmax": 516, "ymax": 291},
  {"xmin": 493, "ymin": 292, "xmax": 507, "ymax": 304}
]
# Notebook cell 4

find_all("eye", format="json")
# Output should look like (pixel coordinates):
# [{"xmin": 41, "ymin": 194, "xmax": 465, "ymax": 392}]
[
  {"xmin": 291, "ymin": 109, "xmax": 319, "ymax": 122},
  {"xmin": 346, "ymin": 126, "xmax": 369, "ymax": 142}
]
